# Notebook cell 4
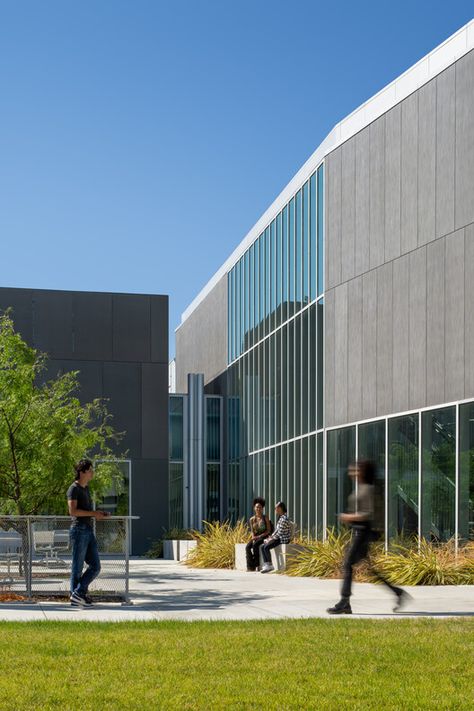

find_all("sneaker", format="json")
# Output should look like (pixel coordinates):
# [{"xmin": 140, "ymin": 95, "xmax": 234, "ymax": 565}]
[
  {"xmin": 70, "ymin": 591, "xmax": 92, "ymax": 607},
  {"xmin": 84, "ymin": 594, "xmax": 94, "ymax": 606},
  {"xmin": 260, "ymin": 563, "xmax": 274, "ymax": 573},
  {"xmin": 393, "ymin": 588, "xmax": 411, "ymax": 613},
  {"xmin": 327, "ymin": 599, "xmax": 352, "ymax": 615}
]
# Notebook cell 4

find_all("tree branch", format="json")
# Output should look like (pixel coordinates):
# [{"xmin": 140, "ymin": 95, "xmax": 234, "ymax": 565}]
[{"xmin": 1, "ymin": 408, "xmax": 22, "ymax": 513}]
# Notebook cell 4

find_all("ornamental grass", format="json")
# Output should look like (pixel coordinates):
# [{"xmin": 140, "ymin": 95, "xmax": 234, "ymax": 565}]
[
  {"xmin": 183, "ymin": 520, "xmax": 249, "ymax": 569},
  {"xmin": 286, "ymin": 528, "xmax": 351, "ymax": 579},
  {"xmin": 374, "ymin": 539, "xmax": 474, "ymax": 586},
  {"xmin": 287, "ymin": 531, "xmax": 474, "ymax": 585}
]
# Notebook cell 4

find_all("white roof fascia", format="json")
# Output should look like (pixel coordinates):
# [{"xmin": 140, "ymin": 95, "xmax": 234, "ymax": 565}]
[{"xmin": 179, "ymin": 18, "xmax": 474, "ymax": 329}]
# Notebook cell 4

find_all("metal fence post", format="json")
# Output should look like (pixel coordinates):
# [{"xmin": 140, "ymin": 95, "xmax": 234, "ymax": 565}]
[
  {"xmin": 123, "ymin": 517, "xmax": 132, "ymax": 605},
  {"xmin": 26, "ymin": 517, "xmax": 33, "ymax": 601}
]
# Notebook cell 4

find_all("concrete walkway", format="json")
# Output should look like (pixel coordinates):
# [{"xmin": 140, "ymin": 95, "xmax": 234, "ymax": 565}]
[{"xmin": 0, "ymin": 559, "xmax": 473, "ymax": 621}]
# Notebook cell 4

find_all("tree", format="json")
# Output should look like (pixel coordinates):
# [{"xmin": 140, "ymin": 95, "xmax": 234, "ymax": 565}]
[{"xmin": 0, "ymin": 311, "xmax": 124, "ymax": 516}]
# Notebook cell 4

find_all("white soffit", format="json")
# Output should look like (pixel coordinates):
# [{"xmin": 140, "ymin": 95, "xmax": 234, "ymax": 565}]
[{"xmin": 179, "ymin": 18, "xmax": 474, "ymax": 329}]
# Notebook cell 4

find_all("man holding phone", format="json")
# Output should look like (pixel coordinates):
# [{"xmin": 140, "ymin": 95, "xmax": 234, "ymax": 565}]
[{"xmin": 67, "ymin": 458, "xmax": 110, "ymax": 607}]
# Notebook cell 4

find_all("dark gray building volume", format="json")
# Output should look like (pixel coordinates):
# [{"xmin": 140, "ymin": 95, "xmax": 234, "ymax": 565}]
[
  {"xmin": 0, "ymin": 287, "xmax": 169, "ymax": 554},
  {"xmin": 173, "ymin": 22, "xmax": 474, "ymax": 545}
]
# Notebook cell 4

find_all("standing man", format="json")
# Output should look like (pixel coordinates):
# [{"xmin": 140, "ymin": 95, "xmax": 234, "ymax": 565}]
[
  {"xmin": 67, "ymin": 459, "xmax": 109, "ymax": 607},
  {"xmin": 260, "ymin": 501, "xmax": 292, "ymax": 573}
]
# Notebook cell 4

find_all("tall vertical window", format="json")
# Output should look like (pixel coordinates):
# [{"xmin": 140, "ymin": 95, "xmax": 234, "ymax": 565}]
[
  {"xmin": 240, "ymin": 256, "xmax": 244, "ymax": 354},
  {"xmin": 249, "ymin": 244, "xmax": 254, "ymax": 349},
  {"xmin": 270, "ymin": 219, "xmax": 276, "ymax": 332},
  {"xmin": 358, "ymin": 420, "xmax": 386, "ymax": 533},
  {"xmin": 235, "ymin": 259, "xmax": 241, "ymax": 359},
  {"xmin": 309, "ymin": 172, "xmax": 317, "ymax": 301},
  {"xmin": 265, "ymin": 226, "xmax": 271, "ymax": 334},
  {"xmin": 169, "ymin": 396, "xmax": 185, "ymax": 529},
  {"xmin": 421, "ymin": 407, "xmax": 456, "ymax": 541},
  {"xmin": 317, "ymin": 164, "xmax": 324, "ymax": 296},
  {"xmin": 317, "ymin": 299, "xmax": 324, "ymax": 430},
  {"xmin": 276, "ymin": 213, "xmax": 282, "ymax": 328},
  {"xmin": 206, "ymin": 397, "xmax": 221, "ymax": 522},
  {"xmin": 227, "ymin": 274, "xmax": 232, "ymax": 362},
  {"xmin": 288, "ymin": 198, "xmax": 295, "ymax": 318},
  {"xmin": 295, "ymin": 190, "xmax": 302, "ymax": 311},
  {"xmin": 282, "ymin": 205, "xmax": 288, "ymax": 324},
  {"xmin": 244, "ymin": 251, "xmax": 249, "ymax": 351},
  {"xmin": 327, "ymin": 427, "xmax": 355, "ymax": 530},
  {"xmin": 316, "ymin": 432, "xmax": 324, "ymax": 537},
  {"xmin": 388, "ymin": 415, "xmax": 419, "ymax": 540},
  {"xmin": 259, "ymin": 234, "xmax": 265, "ymax": 339},
  {"xmin": 459, "ymin": 402, "xmax": 474, "ymax": 541},
  {"xmin": 302, "ymin": 181, "xmax": 309, "ymax": 305},
  {"xmin": 254, "ymin": 239, "xmax": 260, "ymax": 344}
]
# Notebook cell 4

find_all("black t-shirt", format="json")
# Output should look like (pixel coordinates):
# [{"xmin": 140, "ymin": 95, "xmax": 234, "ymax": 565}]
[{"xmin": 67, "ymin": 482, "xmax": 93, "ymax": 527}]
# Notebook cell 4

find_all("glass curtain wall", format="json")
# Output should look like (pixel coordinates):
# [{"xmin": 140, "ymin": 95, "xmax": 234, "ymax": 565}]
[
  {"xmin": 226, "ymin": 165, "xmax": 324, "ymax": 532},
  {"xmin": 326, "ymin": 402, "xmax": 474, "ymax": 544}
]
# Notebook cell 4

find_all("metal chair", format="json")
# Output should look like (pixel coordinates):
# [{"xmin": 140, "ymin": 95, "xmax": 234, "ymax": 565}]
[
  {"xmin": 32, "ymin": 528, "xmax": 69, "ymax": 567},
  {"xmin": 0, "ymin": 530, "xmax": 23, "ymax": 584}
]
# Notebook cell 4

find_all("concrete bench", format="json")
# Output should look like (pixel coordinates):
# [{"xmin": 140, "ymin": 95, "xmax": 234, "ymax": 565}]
[
  {"xmin": 162, "ymin": 540, "xmax": 180, "ymax": 560},
  {"xmin": 235, "ymin": 542, "xmax": 304, "ymax": 572},
  {"xmin": 162, "ymin": 539, "xmax": 197, "ymax": 561},
  {"xmin": 179, "ymin": 539, "xmax": 197, "ymax": 561}
]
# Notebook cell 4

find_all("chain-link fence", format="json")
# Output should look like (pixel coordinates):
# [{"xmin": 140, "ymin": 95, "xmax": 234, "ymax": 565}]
[{"xmin": 0, "ymin": 516, "xmax": 137, "ymax": 603}]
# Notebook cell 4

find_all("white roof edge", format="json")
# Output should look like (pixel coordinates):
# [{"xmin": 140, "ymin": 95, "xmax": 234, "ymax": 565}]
[{"xmin": 179, "ymin": 18, "xmax": 474, "ymax": 328}]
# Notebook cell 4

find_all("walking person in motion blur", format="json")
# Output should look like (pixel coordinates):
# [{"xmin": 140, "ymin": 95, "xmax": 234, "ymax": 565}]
[{"xmin": 327, "ymin": 459, "xmax": 410, "ymax": 615}]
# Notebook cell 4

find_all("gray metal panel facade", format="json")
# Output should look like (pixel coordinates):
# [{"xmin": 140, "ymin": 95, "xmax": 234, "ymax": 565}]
[
  {"xmin": 175, "ymin": 274, "xmax": 228, "ymax": 393},
  {"xmin": 455, "ymin": 50, "xmax": 474, "ymax": 230},
  {"xmin": 465, "ymin": 224, "xmax": 474, "ymax": 398},
  {"xmin": 324, "ymin": 49, "xmax": 474, "ymax": 427},
  {"xmin": 0, "ymin": 287, "xmax": 168, "ymax": 554}
]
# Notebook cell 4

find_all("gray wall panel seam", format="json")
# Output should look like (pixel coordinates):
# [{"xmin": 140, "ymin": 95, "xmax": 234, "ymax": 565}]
[
  {"xmin": 434, "ymin": 77, "xmax": 438, "ymax": 245},
  {"xmin": 454, "ymin": 58, "xmax": 457, "ymax": 232}
]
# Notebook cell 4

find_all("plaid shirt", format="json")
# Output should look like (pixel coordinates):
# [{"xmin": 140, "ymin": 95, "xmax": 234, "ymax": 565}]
[{"xmin": 270, "ymin": 514, "xmax": 292, "ymax": 544}]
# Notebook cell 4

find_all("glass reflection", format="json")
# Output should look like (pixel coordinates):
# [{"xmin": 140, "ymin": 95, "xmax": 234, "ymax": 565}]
[
  {"xmin": 421, "ymin": 407, "xmax": 456, "ymax": 541},
  {"xmin": 388, "ymin": 415, "xmax": 419, "ymax": 540}
]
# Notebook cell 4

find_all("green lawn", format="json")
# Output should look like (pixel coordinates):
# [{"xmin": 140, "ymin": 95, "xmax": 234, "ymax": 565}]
[{"xmin": 0, "ymin": 619, "xmax": 472, "ymax": 710}]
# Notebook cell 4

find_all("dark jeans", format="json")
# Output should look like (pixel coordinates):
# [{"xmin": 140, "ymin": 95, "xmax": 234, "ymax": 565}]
[
  {"xmin": 70, "ymin": 524, "xmax": 101, "ymax": 595},
  {"xmin": 246, "ymin": 538, "xmax": 265, "ymax": 569},
  {"xmin": 262, "ymin": 537, "xmax": 281, "ymax": 564},
  {"xmin": 341, "ymin": 526, "xmax": 398, "ymax": 599}
]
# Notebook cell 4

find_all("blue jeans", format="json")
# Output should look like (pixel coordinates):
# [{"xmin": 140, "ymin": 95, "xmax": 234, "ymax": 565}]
[
  {"xmin": 70, "ymin": 525, "xmax": 101, "ymax": 595},
  {"xmin": 262, "ymin": 537, "xmax": 281, "ymax": 563}
]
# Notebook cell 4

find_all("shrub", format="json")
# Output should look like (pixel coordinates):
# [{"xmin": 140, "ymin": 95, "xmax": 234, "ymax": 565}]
[
  {"xmin": 286, "ymin": 528, "xmax": 350, "ymax": 578},
  {"xmin": 373, "ymin": 538, "xmax": 474, "ymax": 586},
  {"xmin": 162, "ymin": 528, "xmax": 195, "ymax": 541},
  {"xmin": 184, "ymin": 520, "xmax": 249, "ymax": 569},
  {"xmin": 287, "ymin": 532, "xmax": 474, "ymax": 585},
  {"xmin": 143, "ymin": 540, "xmax": 163, "ymax": 559},
  {"xmin": 143, "ymin": 528, "xmax": 196, "ymax": 558}
]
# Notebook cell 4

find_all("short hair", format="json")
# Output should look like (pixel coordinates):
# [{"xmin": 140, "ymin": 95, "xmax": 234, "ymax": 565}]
[
  {"xmin": 356, "ymin": 459, "xmax": 376, "ymax": 485},
  {"xmin": 275, "ymin": 501, "xmax": 287, "ymax": 513},
  {"xmin": 74, "ymin": 459, "xmax": 93, "ymax": 480},
  {"xmin": 253, "ymin": 497, "xmax": 265, "ymax": 508}
]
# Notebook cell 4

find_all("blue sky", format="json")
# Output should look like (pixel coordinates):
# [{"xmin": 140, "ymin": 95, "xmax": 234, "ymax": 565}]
[{"xmin": 1, "ymin": 1, "xmax": 472, "ymax": 356}]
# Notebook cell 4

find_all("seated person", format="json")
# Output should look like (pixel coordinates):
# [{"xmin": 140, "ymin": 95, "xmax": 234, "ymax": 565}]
[
  {"xmin": 246, "ymin": 497, "xmax": 272, "ymax": 571},
  {"xmin": 260, "ymin": 501, "xmax": 291, "ymax": 573}
]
